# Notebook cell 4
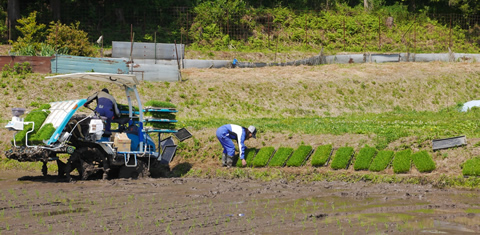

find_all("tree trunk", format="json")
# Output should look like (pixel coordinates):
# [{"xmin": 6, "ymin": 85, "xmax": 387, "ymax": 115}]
[
  {"xmin": 50, "ymin": 0, "xmax": 61, "ymax": 21},
  {"xmin": 7, "ymin": 0, "xmax": 20, "ymax": 41}
]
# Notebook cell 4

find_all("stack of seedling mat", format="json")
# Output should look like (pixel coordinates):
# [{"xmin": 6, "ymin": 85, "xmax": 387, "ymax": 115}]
[{"xmin": 143, "ymin": 100, "xmax": 177, "ymax": 131}]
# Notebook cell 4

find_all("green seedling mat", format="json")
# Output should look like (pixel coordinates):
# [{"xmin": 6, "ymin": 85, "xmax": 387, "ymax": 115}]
[
  {"xmin": 252, "ymin": 147, "xmax": 276, "ymax": 167},
  {"xmin": 235, "ymin": 148, "xmax": 258, "ymax": 167},
  {"xmin": 331, "ymin": 147, "xmax": 355, "ymax": 170},
  {"xmin": 300, "ymin": 149, "xmax": 315, "ymax": 166},
  {"xmin": 353, "ymin": 146, "xmax": 378, "ymax": 171},
  {"xmin": 311, "ymin": 145, "xmax": 334, "ymax": 167},
  {"xmin": 286, "ymin": 145, "xmax": 313, "ymax": 167},
  {"xmin": 269, "ymin": 147, "xmax": 293, "ymax": 167}
]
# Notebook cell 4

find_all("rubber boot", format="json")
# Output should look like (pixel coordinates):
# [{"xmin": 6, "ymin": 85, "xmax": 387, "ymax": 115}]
[
  {"xmin": 222, "ymin": 153, "xmax": 227, "ymax": 167},
  {"xmin": 226, "ymin": 155, "xmax": 234, "ymax": 167}
]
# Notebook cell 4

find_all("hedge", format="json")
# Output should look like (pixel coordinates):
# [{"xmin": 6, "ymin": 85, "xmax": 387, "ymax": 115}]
[
  {"xmin": 286, "ymin": 145, "xmax": 312, "ymax": 167},
  {"xmin": 412, "ymin": 150, "xmax": 436, "ymax": 173},
  {"xmin": 251, "ymin": 147, "xmax": 275, "ymax": 167},
  {"xmin": 331, "ymin": 147, "xmax": 354, "ymax": 170},
  {"xmin": 353, "ymin": 146, "xmax": 377, "ymax": 171},
  {"xmin": 310, "ymin": 144, "xmax": 333, "ymax": 167},
  {"xmin": 392, "ymin": 149, "xmax": 412, "ymax": 174},
  {"xmin": 269, "ymin": 147, "xmax": 294, "ymax": 167}
]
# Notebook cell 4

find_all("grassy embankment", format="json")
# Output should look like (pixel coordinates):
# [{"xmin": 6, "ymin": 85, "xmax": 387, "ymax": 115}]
[{"xmin": 2, "ymin": 62, "xmax": 480, "ymax": 187}]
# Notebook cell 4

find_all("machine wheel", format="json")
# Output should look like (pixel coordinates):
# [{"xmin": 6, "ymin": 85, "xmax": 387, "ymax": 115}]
[
  {"xmin": 66, "ymin": 147, "xmax": 104, "ymax": 180},
  {"xmin": 149, "ymin": 160, "xmax": 170, "ymax": 178},
  {"xmin": 118, "ymin": 160, "xmax": 149, "ymax": 179},
  {"xmin": 41, "ymin": 161, "xmax": 48, "ymax": 176}
]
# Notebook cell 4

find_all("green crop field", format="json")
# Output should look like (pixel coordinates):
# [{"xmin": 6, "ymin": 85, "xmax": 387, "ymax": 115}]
[
  {"xmin": 331, "ymin": 147, "xmax": 354, "ymax": 170},
  {"xmin": 393, "ymin": 149, "xmax": 412, "ymax": 174},
  {"xmin": 310, "ymin": 144, "xmax": 333, "ymax": 167},
  {"xmin": 369, "ymin": 150, "xmax": 394, "ymax": 172},
  {"xmin": 286, "ymin": 145, "xmax": 312, "ymax": 167},
  {"xmin": 269, "ymin": 147, "xmax": 294, "ymax": 167},
  {"xmin": 353, "ymin": 146, "xmax": 378, "ymax": 171},
  {"xmin": 412, "ymin": 150, "xmax": 436, "ymax": 173}
]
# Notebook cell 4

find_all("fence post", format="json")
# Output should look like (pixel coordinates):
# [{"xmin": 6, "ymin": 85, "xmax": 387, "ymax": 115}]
[
  {"xmin": 343, "ymin": 18, "xmax": 346, "ymax": 51},
  {"xmin": 378, "ymin": 16, "xmax": 381, "ymax": 51}
]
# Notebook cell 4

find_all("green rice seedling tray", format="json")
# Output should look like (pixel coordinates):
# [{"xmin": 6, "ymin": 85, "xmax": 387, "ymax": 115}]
[
  {"xmin": 13, "ymin": 106, "xmax": 51, "ymax": 145},
  {"xmin": 310, "ymin": 144, "xmax": 333, "ymax": 167},
  {"xmin": 269, "ymin": 147, "xmax": 294, "ymax": 167},
  {"xmin": 251, "ymin": 147, "xmax": 275, "ymax": 167},
  {"xmin": 353, "ymin": 146, "xmax": 378, "ymax": 171},
  {"xmin": 462, "ymin": 157, "xmax": 480, "ymax": 177},
  {"xmin": 330, "ymin": 147, "xmax": 354, "ymax": 170},
  {"xmin": 412, "ymin": 150, "xmax": 436, "ymax": 173},
  {"xmin": 236, "ymin": 148, "xmax": 258, "ymax": 167},
  {"xmin": 369, "ymin": 150, "xmax": 394, "ymax": 172},
  {"xmin": 393, "ymin": 149, "xmax": 412, "ymax": 174},
  {"xmin": 286, "ymin": 145, "xmax": 313, "ymax": 167}
]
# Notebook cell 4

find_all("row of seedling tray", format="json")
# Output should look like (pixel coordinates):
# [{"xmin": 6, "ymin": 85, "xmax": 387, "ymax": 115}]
[{"xmin": 238, "ymin": 145, "xmax": 437, "ymax": 173}]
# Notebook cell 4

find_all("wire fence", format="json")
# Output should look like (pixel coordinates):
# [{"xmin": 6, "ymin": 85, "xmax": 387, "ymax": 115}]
[{"xmin": 23, "ymin": 4, "xmax": 480, "ymax": 54}]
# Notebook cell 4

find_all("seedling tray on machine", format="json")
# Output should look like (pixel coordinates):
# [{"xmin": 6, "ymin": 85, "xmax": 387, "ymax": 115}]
[
  {"xmin": 174, "ymin": 128, "xmax": 192, "ymax": 142},
  {"xmin": 160, "ymin": 145, "xmax": 177, "ymax": 164}
]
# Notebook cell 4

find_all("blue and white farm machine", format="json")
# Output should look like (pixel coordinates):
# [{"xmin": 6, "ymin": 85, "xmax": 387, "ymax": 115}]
[{"xmin": 4, "ymin": 73, "xmax": 190, "ymax": 180}]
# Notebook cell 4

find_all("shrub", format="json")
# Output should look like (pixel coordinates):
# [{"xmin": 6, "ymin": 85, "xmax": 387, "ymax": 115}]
[
  {"xmin": 412, "ymin": 150, "xmax": 436, "ymax": 173},
  {"xmin": 353, "ymin": 146, "xmax": 378, "ymax": 171},
  {"xmin": 268, "ymin": 147, "xmax": 294, "ymax": 167},
  {"xmin": 236, "ymin": 148, "xmax": 257, "ymax": 167},
  {"xmin": 369, "ymin": 150, "xmax": 394, "ymax": 172},
  {"xmin": 311, "ymin": 144, "xmax": 333, "ymax": 167},
  {"xmin": 286, "ymin": 145, "xmax": 313, "ymax": 167},
  {"xmin": 331, "ymin": 147, "xmax": 354, "ymax": 170},
  {"xmin": 393, "ymin": 149, "xmax": 412, "ymax": 174},
  {"xmin": 45, "ymin": 21, "xmax": 96, "ymax": 57},
  {"xmin": 252, "ymin": 147, "xmax": 275, "ymax": 167},
  {"xmin": 462, "ymin": 157, "xmax": 480, "ymax": 176}
]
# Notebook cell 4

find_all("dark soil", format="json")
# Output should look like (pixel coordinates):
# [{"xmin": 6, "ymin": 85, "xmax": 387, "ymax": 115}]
[{"xmin": 1, "ymin": 170, "xmax": 479, "ymax": 234}]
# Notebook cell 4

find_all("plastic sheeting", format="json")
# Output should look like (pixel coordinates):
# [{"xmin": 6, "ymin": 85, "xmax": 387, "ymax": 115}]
[{"xmin": 461, "ymin": 100, "xmax": 480, "ymax": 112}]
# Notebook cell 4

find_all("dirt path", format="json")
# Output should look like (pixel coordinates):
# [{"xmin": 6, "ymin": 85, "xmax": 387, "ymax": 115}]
[{"xmin": 1, "ymin": 170, "xmax": 479, "ymax": 234}]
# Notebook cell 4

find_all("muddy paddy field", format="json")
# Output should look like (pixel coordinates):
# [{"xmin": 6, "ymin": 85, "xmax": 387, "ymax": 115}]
[
  {"xmin": 3, "ymin": 62, "xmax": 480, "ymax": 234},
  {"xmin": 0, "ymin": 169, "xmax": 479, "ymax": 234}
]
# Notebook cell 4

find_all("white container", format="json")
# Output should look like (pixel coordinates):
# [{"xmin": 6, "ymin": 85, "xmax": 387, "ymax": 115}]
[{"xmin": 89, "ymin": 119, "xmax": 104, "ymax": 140}]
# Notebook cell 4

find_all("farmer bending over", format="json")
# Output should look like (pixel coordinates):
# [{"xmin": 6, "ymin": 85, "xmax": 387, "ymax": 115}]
[
  {"xmin": 84, "ymin": 88, "xmax": 120, "ymax": 136},
  {"xmin": 216, "ymin": 124, "xmax": 257, "ymax": 167}
]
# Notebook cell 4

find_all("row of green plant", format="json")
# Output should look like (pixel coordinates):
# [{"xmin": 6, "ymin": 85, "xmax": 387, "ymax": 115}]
[
  {"xmin": 184, "ymin": 105, "xmax": 480, "ymax": 150},
  {"xmin": 236, "ymin": 145, "xmax": 437, "ymax": 174}
]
